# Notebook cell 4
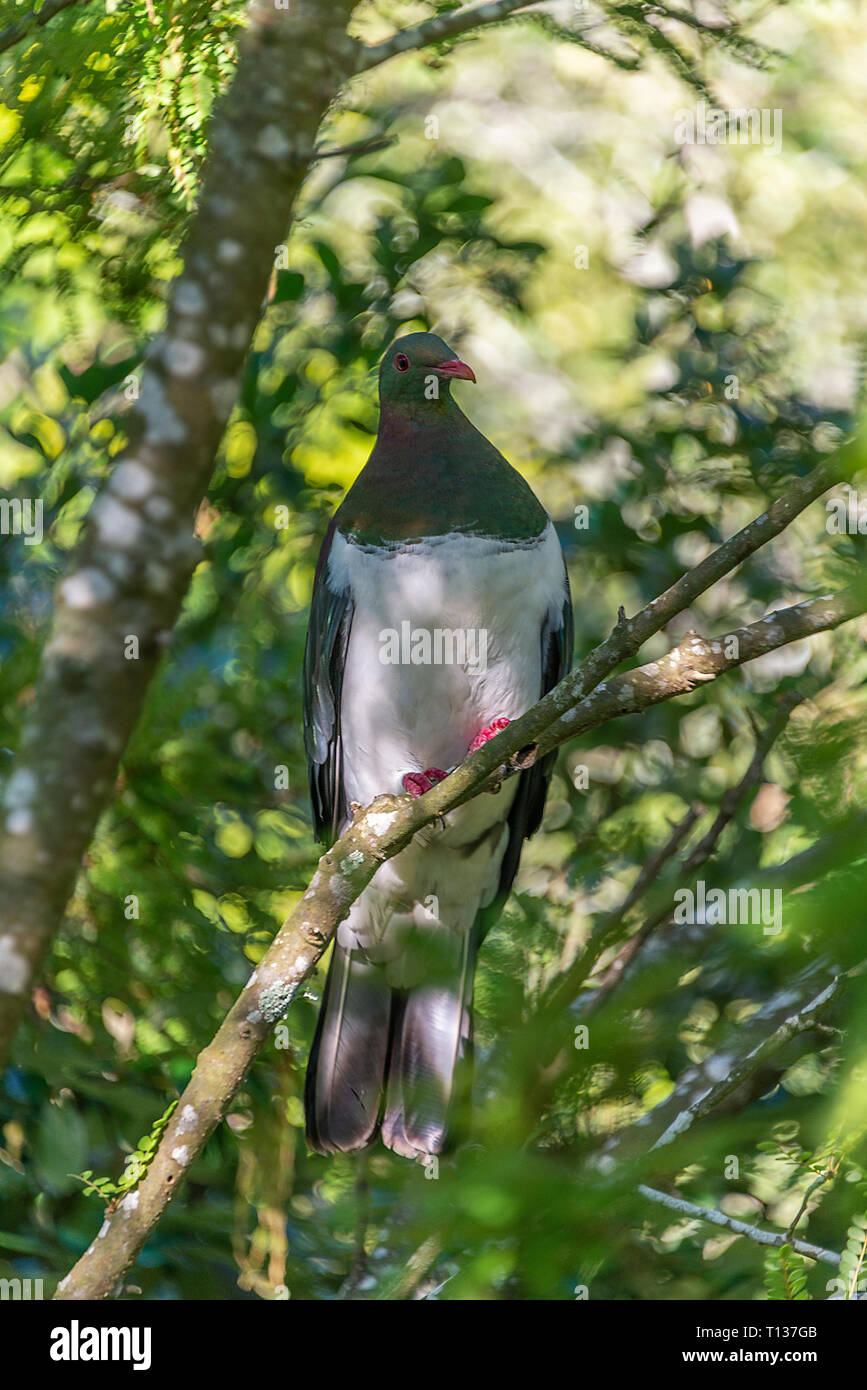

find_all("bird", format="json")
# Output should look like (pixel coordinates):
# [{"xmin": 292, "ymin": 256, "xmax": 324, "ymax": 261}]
[{"xmin": 303, "ymin": 331, "xmax": 573, "ymax": 1160}]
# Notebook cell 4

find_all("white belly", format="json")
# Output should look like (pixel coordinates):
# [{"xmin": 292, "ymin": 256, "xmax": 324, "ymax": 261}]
[{"xmin": 327, "ymin": 521, "xmax": 565, "ymax": 962}]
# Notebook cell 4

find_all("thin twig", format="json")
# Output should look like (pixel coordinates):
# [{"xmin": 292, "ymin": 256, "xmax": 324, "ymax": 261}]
[
  {"xmin": 311, "ymin": 135, "xmax": 396, "ymax": 161},
  {"xmin": 357, "ymin": 0, "xmax": 542, "ymax": 71},
  {"xmin": 784, "ymin": 1166, "xmax": 838, "ymax": 1245},
  {"xmin": 602, "ymin": 973, "xmax": 845, "ymax": 1161},
  {"xmin": 378, "ymin": 1234, "xmax": 446, "ymax": 1301},
  {"xmin": 638, "ymin": 1184, "xmax": 841, "ymax": 1267},
  {"xmin": 0, "ymin": 0, "xmax": 86, "ymax": 57}
]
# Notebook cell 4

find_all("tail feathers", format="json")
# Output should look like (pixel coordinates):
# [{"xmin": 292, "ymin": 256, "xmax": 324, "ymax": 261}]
[
  {"xmin": 305, "ymin": 935, "xmax": 476, "ymax": 1159},
  {"xmin": 304, "ymin": 942, "xmax": 390, "ymax": 1154},
  {"xmin": 381, "ymin": 935, "xmax": 475, "ymax": 1161}
]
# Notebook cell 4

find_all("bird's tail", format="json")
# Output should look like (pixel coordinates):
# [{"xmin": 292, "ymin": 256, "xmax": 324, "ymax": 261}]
[
  {"xmin": 305, "ymin": 933, "xmax": 475, "ymax": 1159},
  {"xmin": 304, "ymin": 942, "xmax": 391, "ymax": 1154},
  {"xmin": 381, "ymin": 931, "xmax": 474, "ymax": 1160}
]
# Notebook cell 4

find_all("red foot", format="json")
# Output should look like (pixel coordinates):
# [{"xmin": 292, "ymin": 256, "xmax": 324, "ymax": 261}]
[
  {"xmin": 402, "ymin": 768, "xmax": 448, "ymax": 798},
  {"xmin": 468, "ymin": 716, "xmax": 510, "ymax": 754}
]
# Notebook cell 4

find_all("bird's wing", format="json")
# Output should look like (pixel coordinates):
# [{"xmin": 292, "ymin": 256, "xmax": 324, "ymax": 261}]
[
  {"xmin": 303, "ymin": 518, "xmax": 354, "ymax": 844},
  {"xmin": 477, "ymin": 558, "xmax": 573, "ymax": 943}
]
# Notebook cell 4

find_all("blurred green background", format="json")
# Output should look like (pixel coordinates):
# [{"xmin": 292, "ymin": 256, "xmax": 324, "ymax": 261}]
[{"xmin": 2, "ymin": 0, "xmax": 867, "ymax": 1300}]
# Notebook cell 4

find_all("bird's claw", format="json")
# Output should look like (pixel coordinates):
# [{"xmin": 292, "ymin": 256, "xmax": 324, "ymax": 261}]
[
  {"xmin": 468, "ymin": 716, "xmax": 510, "ymax": 754},
  {"xmin": 402, "ymin": 768, "xmax": 449, "ymax": 798},
  {"xmin": 401, "ymin": 716, "xmax": 511, "ymax": 800}
]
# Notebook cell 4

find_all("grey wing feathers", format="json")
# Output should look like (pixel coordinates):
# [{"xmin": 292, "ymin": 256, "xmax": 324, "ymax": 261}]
[{"xmin": 303, "ymin": 519, "xmax": 353, "ymax": 844}]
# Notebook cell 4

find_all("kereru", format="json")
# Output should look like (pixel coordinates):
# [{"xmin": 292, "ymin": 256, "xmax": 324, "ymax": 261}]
[{"xmin": 303, "ymin": 332, "xmax": 573, "ymax": 1159}]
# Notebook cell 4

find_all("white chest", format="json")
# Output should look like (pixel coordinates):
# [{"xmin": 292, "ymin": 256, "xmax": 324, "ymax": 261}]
[{"xmin": 328, "ymin": 523, "xmax": 565, "ymax": 805}]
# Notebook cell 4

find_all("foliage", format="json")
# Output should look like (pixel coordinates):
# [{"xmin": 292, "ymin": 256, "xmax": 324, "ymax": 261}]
[
  {"xmin": 764, "ymin": 1244, "xmax": 809, "ymax": 1301},
  {"xmin": 839, "ymin": 1214, "xmax": 867, "ymax": 1301},
  {"xmin": 71, "ymin": 1098, "xmax": 177, "ymax": 1204}
]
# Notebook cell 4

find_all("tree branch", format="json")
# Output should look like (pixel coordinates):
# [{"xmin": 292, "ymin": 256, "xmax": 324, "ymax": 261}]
[
  {"xmin": 356, "ymin": 0, "xmax": 543, "ymax": 71},
  {"xmin": 637, "ymin": 1184, "xmax": 841, "ymax": 1267},
  {"xmin": 312, "ymin": 135, "xmax": 397, "ymax": 161},
  {"xmin": 527, "ymin": 587, "xmax": 862, "ymax": 770}
]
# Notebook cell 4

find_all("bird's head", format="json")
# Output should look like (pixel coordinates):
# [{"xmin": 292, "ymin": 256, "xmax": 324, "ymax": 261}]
[{"xmin": 378, "ymin": 332, "xmax": 475, "ymax": 411}]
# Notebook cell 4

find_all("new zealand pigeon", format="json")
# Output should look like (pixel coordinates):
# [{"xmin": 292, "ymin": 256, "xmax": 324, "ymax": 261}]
[{"xmin": 303, "ymin": 332, "xmax": 573, "ymax": 1159}]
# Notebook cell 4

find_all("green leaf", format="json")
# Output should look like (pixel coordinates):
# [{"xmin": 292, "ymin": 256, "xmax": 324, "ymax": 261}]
[{"xmin": 272, "ymin": 271, "xmax": 304, "ymax": 304}]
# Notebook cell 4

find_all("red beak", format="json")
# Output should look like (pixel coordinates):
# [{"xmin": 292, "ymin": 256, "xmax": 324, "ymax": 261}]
[{"xmin": 437, "ymin": 358, "xmax": 476, "ymax": 382}]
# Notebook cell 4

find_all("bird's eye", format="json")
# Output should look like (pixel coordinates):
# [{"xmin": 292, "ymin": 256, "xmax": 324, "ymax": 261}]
[{"xmin": 394, "ymin": 353, "xmax": 410, "ymax": 372}]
